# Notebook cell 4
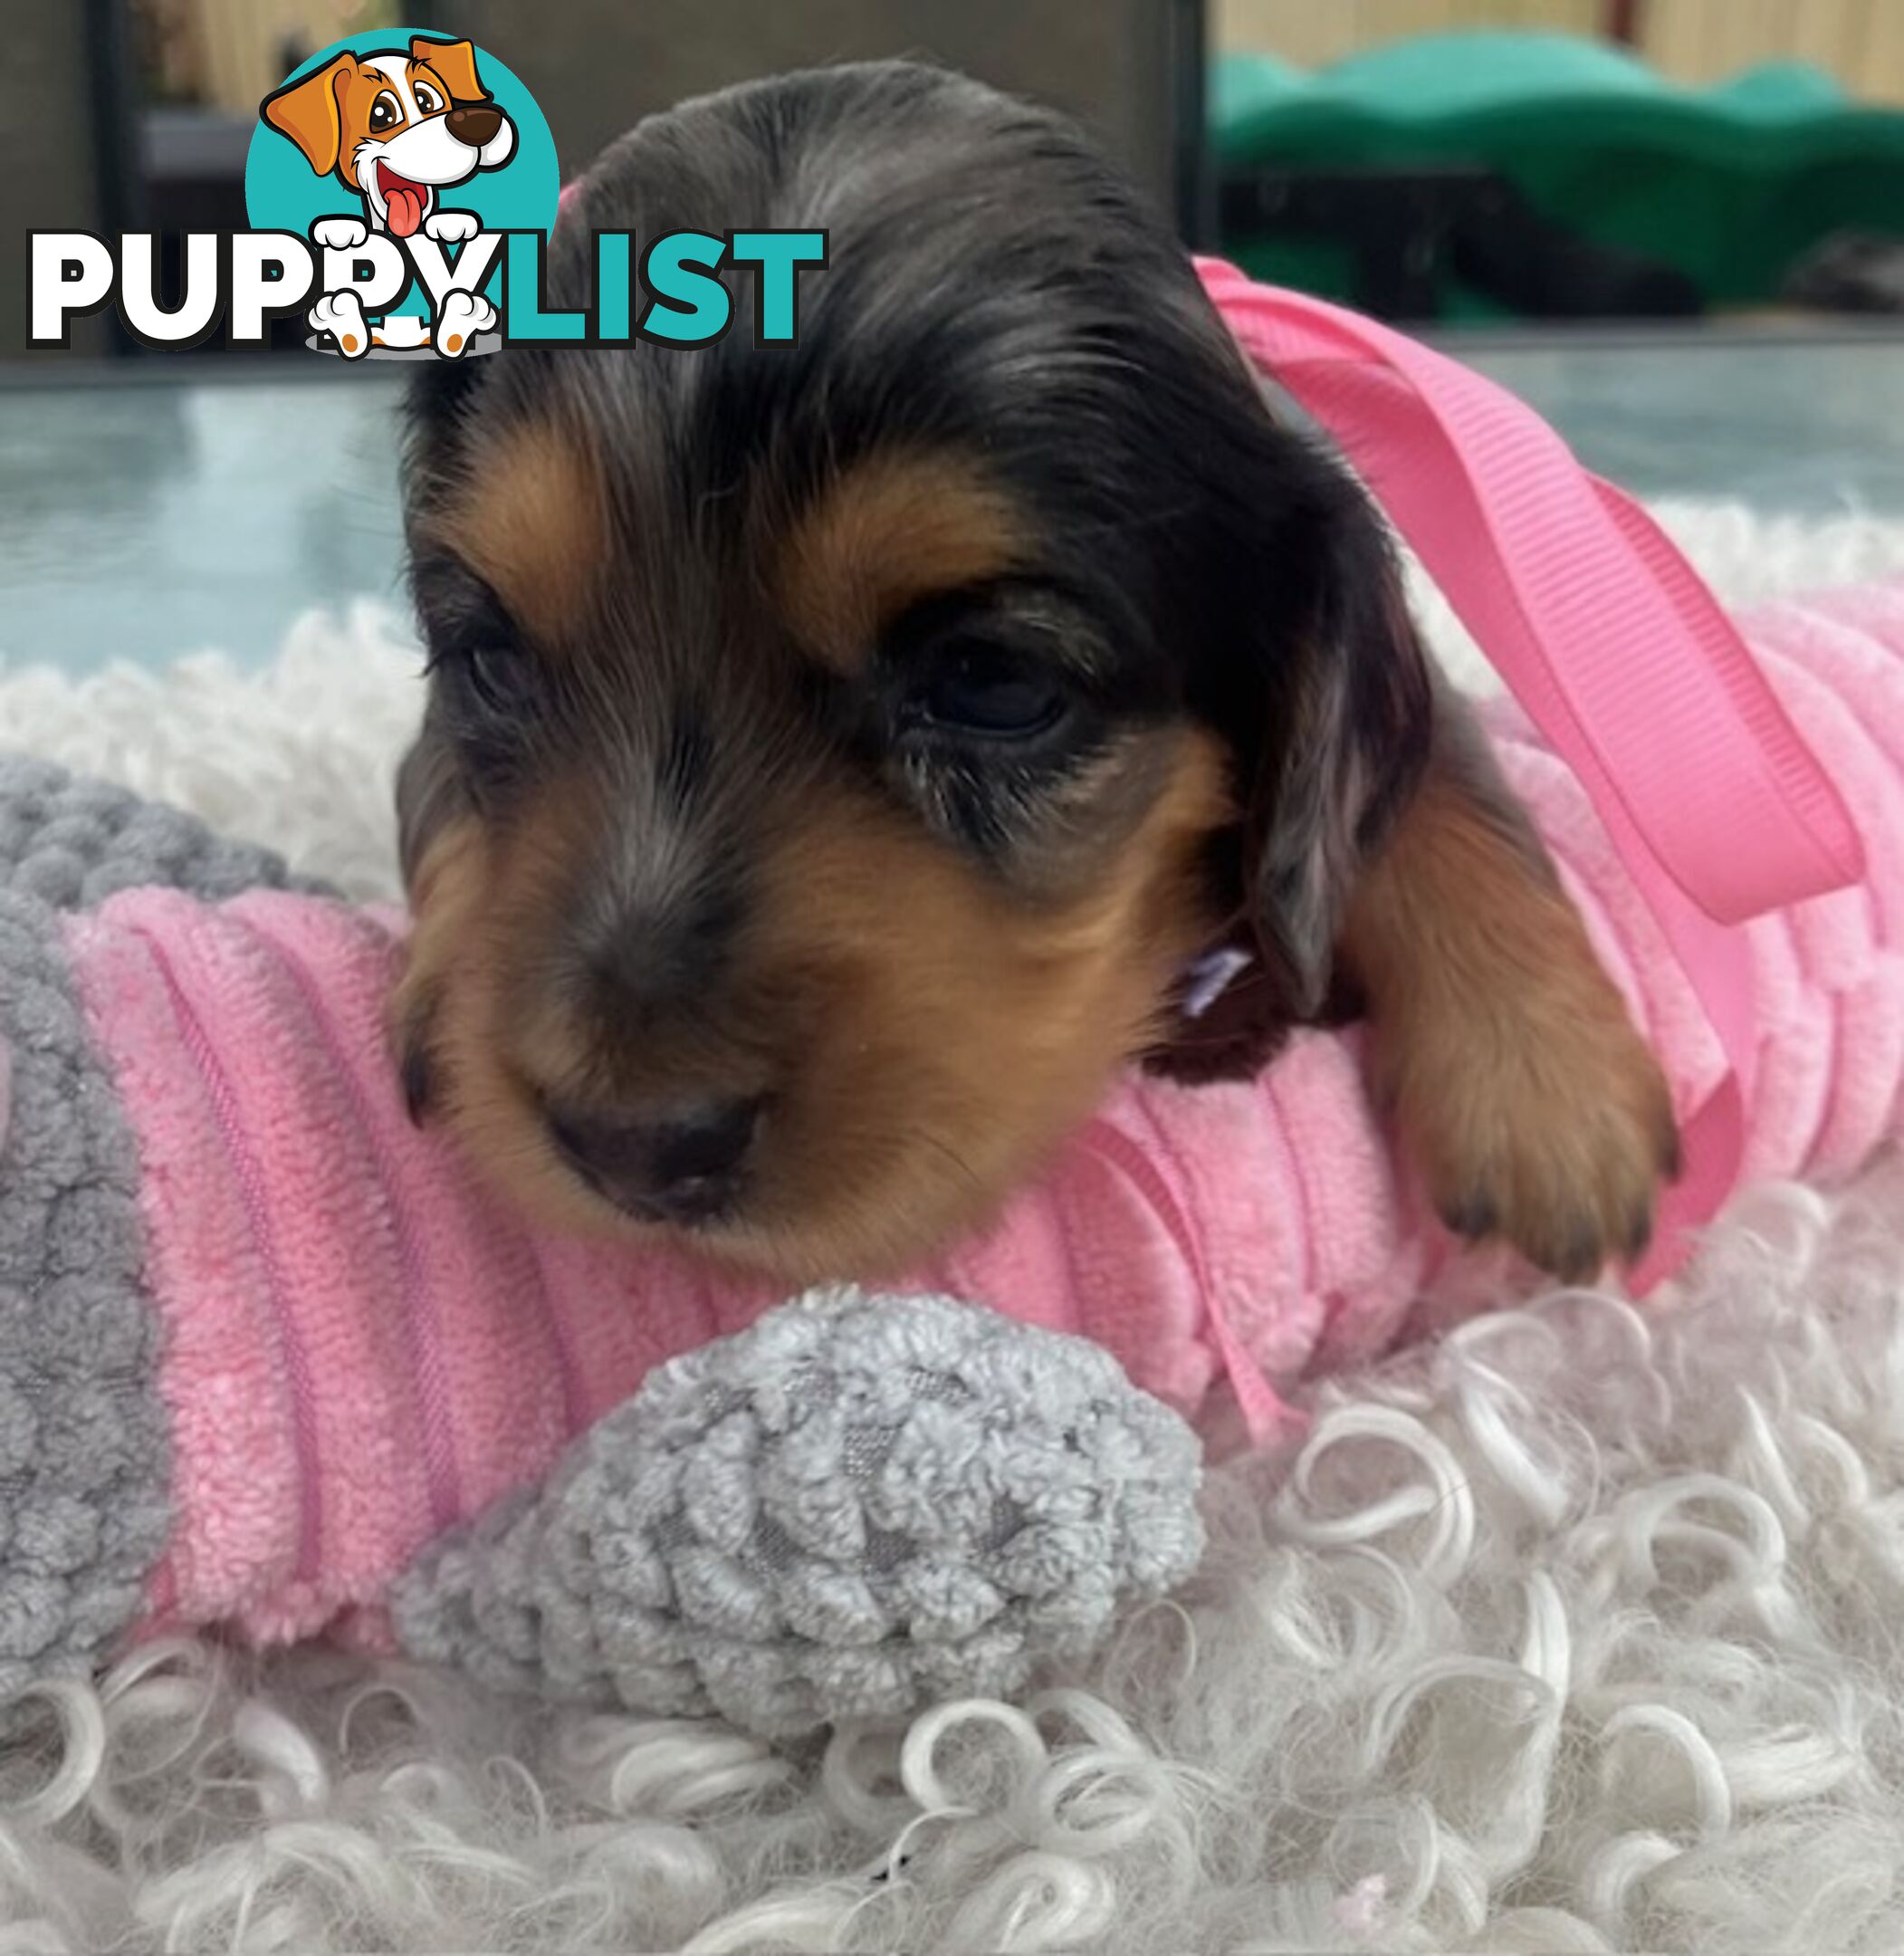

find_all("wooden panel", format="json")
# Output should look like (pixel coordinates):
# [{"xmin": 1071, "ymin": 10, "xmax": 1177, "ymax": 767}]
[
  {"xmin": 1860, "ymin": 0, "xmax": 1904, "ymax": 101},
  {"xmin": 1217, "ymin": 0, "xmax": 1901, "ymax": 101},
  {"xmin": 1359, "ymin": 0, "xmax": 1460, "ymax": 43},
  {"xmin": 1482, "ymin": 0, "xmax": 1602, "ymax": 32},
  {"xmin": 1215, "ymin": 0, "xmax": 1599, "ymax": 59},
  {"xmin": 1789, "ymin": 0, "xmax": 1867, "ymax": 76},
  {"xmin": 1707, "ymin": 0, "xmax": 1792, "ymax": 72},
  {"xmin": 1642, "ymin": 0, "xmax": 1902, "ymax": 99},
  {"xmin": 1642, "ymin": 0, "xmax": 1710, "ymax": 81},
  {"xmin": 1507, "ymin": 0, "xmax": 1603, "ymax": 24},
  {"xmin": 1213, "ymin": 0, "xmax": 1367, "ymax": 63}
]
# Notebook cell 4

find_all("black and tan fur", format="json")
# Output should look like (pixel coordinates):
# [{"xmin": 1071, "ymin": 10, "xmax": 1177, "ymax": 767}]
[{"xmin": 396, "ymin": 61, "xmax": 1676, "ymax": 1285}]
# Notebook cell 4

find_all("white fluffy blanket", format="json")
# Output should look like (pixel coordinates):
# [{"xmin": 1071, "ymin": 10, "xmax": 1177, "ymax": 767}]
[{"xmin": 2, "ymin": 503, "xmax": 1901, "ymax": 1955}]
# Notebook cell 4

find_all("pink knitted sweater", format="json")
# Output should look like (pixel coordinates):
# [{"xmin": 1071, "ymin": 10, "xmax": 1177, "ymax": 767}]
[{"xmin": 50, "ymin": 269, "xmax": 1899, "ymax": 1649}]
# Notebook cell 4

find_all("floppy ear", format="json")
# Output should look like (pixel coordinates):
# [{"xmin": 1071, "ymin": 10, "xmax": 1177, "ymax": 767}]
[
  {"xmin": 1241, "ymin": 474, "xmax": 1433, "ymax": 1020},
  {"xmin": 1147, "ymin": 383, "xmax": 1432, "ymax": 1079},
  {"xmin": 260, "ymin": 56, "xmax": 351, "ymax": 177},
  {"xmin": 414, "ymin": 35, "xmax": 488, "ymax": 103}
]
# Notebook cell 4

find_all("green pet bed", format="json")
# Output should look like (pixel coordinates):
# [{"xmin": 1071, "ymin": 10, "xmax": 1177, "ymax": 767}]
[{"xmin": 1213, "ymin": 29, "xmax": 1904, "ymax": 314}]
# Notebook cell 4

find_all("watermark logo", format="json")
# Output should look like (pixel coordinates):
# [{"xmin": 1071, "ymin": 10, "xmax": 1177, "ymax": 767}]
[
  {"xmin": 248, "ymin": 31, "xmax": 553, "ymax": 357},
  {"xmin": 27, "ymin": 27, "xmax": 827, "ymax": 359}
]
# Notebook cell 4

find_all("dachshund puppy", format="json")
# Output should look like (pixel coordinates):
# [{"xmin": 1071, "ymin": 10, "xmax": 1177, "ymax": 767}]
[{"xmin": 395, "ymin": 61, "xmax": 1676, "ymax": 1286}]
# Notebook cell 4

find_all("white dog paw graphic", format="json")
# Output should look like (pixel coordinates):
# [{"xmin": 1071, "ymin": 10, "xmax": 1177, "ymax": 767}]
[
  {"xmin": 433, "ymin": 289, "xmax": 497, "ymax": 358},
  {"xmin": 424, "ymin": 210, "xmax": 481, "ymax": 245},
  {"xmin": 311, "ymin": 216, "xmax": 369, "ymax": 253},
  {"xmin": 308, "ymin": 290, "xmax": 371, "ymax": 359}
]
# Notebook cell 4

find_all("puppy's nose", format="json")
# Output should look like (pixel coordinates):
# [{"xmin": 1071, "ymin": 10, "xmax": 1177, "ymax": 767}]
[
  {"xmin": 445, "ymin": 103, "xmax": 502, "ymax": 147},
  {"xmin": 548, "ymin": 1095, "xmax": 762, "ymax": 1224}
]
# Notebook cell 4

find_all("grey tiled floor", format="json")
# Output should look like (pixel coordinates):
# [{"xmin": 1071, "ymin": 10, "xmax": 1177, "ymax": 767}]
[
  {"xmin": 1459, "ymin": 332, "xmax": 1904, "ymax": 518},
  {"xmin": 4, "ymin": 331, "xmax": 1902, "ymax": 674}
]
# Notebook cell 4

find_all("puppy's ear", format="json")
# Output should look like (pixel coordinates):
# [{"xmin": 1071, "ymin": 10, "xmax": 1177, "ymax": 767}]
[
  {"xmin": 1153, "ymin": 391, "xmax": 1432, "ymax": 1079},
  {"xmin": 260, "ymin": 56, "xmax": 351, "ymax": 177},
  {"xmin": 392, "ymin": 713, "xmax": 473, "ymax": 1127},
  {"xmin": 414, "ymin": 36, "xmax": 488, "ymax": 104},
  {"xmin": 1239, "ymin": 477, "xmax": 1432, "ymax": 1021}
]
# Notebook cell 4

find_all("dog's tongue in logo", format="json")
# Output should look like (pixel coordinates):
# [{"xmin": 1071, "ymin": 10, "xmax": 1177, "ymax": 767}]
[{"xmin": 378, "ymin": 162, "xmax": 428, "ymax": 239}]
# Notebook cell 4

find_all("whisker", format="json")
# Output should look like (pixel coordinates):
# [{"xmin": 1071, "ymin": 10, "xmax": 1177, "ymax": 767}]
[{"xmin": 914, "ymin": 1129, "xmax": 987, "ymax": 1204}]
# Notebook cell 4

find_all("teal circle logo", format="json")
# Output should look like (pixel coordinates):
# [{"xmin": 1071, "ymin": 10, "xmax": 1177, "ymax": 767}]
[{"xmin": 244, "ymin": 30, "xmax": 558, "ymax": 357}]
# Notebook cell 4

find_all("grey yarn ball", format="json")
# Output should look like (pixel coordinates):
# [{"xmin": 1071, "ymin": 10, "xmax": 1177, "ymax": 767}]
[
  {"xmin": 0, "ymin": 756, "xmax": 325, "ymax": 905},
  {"xmin": 388, "ymin": 1287, "xmax": 1206, "ymax": 1737}
]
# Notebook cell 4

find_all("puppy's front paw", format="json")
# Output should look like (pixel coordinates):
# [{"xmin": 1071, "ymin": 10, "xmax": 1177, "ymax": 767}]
[
  {"xmin": 433, "ymin": 289, "xmax": 496, "ymax": 357},
  {"xmin": 1382, "ymin": 954, "xmax": 1679, "ymax": 1284},
  {"xmin": 423, "ymin": 210, "xmax": 481, "ymax": 244},
  {"xmin": 308, "ymin": 290, "xmax": 370, "ymax": 358},
  {"xmin": 312, "ymin": 216, "xmax": 369, "ymax": 253}
]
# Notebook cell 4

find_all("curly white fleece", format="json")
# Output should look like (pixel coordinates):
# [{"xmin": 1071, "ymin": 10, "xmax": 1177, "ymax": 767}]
[{"xmin": 0, "ymin": 502, "xmax": 1899, "ymax": 1955}]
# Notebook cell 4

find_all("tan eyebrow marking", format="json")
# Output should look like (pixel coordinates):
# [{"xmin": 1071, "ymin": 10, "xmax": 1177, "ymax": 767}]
[
  {"xmin": 426, "ymin": 420, "xmax": 609, "ymax": 650},
  {"xmin": 775, "ymin": 449, "xmax": 1029, "ymax": 675}
]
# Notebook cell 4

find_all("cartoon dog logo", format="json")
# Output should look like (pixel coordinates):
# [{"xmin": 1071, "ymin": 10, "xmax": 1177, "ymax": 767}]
[{"xmin": 260, "ymin": 35, "xmax": 514, "ymax": 354}]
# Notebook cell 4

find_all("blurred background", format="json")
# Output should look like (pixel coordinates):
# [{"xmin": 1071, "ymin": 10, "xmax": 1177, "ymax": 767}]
[{"xmin": 3, "ymin": 0, "xmax": 1902, "ymax": 666}]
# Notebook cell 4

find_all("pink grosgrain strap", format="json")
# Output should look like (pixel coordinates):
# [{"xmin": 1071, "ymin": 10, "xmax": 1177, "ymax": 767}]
[{"xmin": 1196, "ymin": 260, "xmax": 1863, "ymax": 1285}]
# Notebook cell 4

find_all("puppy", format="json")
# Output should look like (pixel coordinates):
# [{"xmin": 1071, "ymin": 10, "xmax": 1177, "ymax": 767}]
[
  {"xmin": 262, "ymin": 35, "xmax": 516, "ymax": 242},
  {"xmin": 395, "ymin": 61, "xmax": 1677, "ymax": 1287}
]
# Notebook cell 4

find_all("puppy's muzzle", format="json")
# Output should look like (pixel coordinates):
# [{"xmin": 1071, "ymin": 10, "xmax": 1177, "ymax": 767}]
[
  {"xmin": 547, "ymin": 1094, "xmax": 765, "ymax": 1225},
  {"xmin": 445, "ymin": 103, "xmax": 503, "ymax": 149}
]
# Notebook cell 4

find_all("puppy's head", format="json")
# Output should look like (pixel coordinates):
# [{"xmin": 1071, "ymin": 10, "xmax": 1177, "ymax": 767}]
[
  {"xmin": 397, "ymin": 62, "xmax": 1430, "ymax": 1282},
  {"xmin": 261, "ymin": 36, "xmax": 514, "ymax": 231}
]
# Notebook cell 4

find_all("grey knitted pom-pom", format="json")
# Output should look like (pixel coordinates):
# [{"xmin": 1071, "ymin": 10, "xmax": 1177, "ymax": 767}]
[
  {"xmin": 388, "ymin": 1287, "xmax": 1205, "ymax": 1738},
  {"xmin": 0, "ymin": 754, "xmax": 331, "ymax": 906}
]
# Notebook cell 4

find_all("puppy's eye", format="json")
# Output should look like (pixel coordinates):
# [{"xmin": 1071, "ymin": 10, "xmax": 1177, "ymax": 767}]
[
  {"xmin": 452, "ymin": 642, "xmax": 533, "ymax": 718},
  {"xmin": 368, "ymin": 91, "xmax": 402, "ymax": 133},
  {"xmin": 912, "ymin": 642, "xmax": 1069, "ymax": 741},
  {"xmin": 414, "ymin": 557, "xmax": 538, "ymax": 747},
  {"xmin": 412, "ymin": 81, "xmax": 444, "ymax": 115}
]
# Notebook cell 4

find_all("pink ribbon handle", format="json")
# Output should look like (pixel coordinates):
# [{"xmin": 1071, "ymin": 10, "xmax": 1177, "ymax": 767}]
[{"xmin": 1196, "ymin": 258, "xmax": 1864, "ymax": 1286}]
